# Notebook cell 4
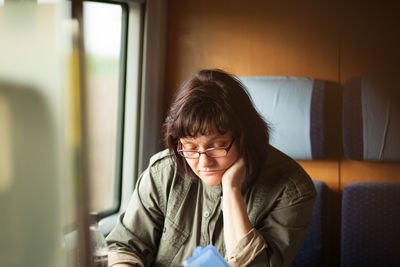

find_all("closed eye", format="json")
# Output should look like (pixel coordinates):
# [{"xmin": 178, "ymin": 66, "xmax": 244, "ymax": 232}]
[
  {"xmin": 181, "ymin": 144, "xmax": 198, "ymax": 150},
  {"xmin": 213, "ymin": 143, "xmax": 228, "ymax": 148}
]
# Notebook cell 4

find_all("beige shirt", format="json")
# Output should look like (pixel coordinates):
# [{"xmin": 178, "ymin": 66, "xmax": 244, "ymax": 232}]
[{"xmin": 106, "ymin": 146, "xmax": 316, "ymax": 267}]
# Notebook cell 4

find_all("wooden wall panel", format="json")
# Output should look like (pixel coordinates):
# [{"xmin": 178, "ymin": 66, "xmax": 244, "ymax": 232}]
[
  {"xmin": 341, "ymin": 161, "xmax": 400, "ymax": 188},
  {"xmin": 339, "ymin": 1, "xmax": 400, "ymax": 82},
  {"xmin": 298, "ymin": 161, "xmax": 339, "ymax": 189}
]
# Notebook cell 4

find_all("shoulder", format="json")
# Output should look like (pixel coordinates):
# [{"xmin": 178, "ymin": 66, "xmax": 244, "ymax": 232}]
[
  {"xmin": 142, "ymin": 148, "xmax": 193, "ymax": 195},
  {"xmin": 136, "ymin": 149, "xmax": 175, "ymax": 194},
  {"xmin": 250, "ymin": 146, "xmax": 316, "ymax": 206},
  {"xmin": 148, "ymin": 149, "xmax": 174, "ymax": 170},
  {"xmin": 144, "ymin": 149, "xmax": 181, "ymax": 182}
]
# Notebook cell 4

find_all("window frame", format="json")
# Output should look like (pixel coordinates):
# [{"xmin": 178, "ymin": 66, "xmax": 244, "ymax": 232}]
[
  {"xmin": 83, "ymin": 0, "xmax": 135, "ymax": 218},
  {"xmin": 89, "ymin": 0, "xmax": 168, "ymax": 234}
]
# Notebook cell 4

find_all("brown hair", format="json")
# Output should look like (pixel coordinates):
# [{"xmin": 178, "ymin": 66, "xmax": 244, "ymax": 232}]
[{"xmin": 164, "ymin": 69, "xmax": 269, "ymax": 181}]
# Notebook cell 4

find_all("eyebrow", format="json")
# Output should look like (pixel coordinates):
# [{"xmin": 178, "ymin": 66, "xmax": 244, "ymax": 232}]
[{"xmin": 180, "ymin": 135, "xmax": 231, "ymax": 144}]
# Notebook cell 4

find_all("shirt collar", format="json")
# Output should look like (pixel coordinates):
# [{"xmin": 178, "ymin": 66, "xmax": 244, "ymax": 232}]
[{"xmin": 201, "ymin": 181, "xmax": 222, "ymax": 196}]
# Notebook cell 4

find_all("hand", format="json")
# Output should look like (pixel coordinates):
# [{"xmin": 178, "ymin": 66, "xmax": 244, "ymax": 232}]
[
  {"xmin": 221, "ymin": 157, "xmax": 253, "ymax": 254},
  {"xmin": 221, "ymin": 157, "xmax": 247, "ymax": 190}
]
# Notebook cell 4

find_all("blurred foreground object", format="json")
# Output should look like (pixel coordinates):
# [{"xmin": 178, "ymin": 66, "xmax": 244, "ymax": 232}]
[
  {"xmin": 89, "ymin": 213, "xmax": 109, "ymax": 267},
  {"xmin": 183, "ymin": 245, "xmax": 229, "ymax": 267},
  {"xmin": 0, "ymin": 1, "xmax": 85, "ymax": 267}
]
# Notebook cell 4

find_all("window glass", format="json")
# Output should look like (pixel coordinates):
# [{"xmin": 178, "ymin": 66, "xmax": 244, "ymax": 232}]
[{"xmin": 83, "ymin": 1, "xmax": 125, "ymax": 213}]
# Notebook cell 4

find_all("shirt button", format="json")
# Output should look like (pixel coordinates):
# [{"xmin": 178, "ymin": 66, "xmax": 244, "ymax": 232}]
[
  {"xmin": 203, "ymin": 211, "xmax": 210, "ymax": 218},
  {"xmin": 163, "ymin": 227, "xmax": 166, "ymax": 233}
]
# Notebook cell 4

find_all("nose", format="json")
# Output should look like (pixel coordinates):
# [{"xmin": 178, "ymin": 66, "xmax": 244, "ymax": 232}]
[{"xmin": 198, "ymin": 152, "xmax": 214, "ymax": 167}]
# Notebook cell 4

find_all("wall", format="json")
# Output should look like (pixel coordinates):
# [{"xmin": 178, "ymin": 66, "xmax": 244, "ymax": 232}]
[{"xmin": 165, "ymin": 0, "xmax": 399, "ymax": 265}]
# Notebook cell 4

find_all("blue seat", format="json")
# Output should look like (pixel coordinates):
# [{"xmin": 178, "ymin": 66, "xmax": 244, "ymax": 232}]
[
  {"xmin": 292, "ymin": 180, "xmax": 328, "ymax": 267},
  {"xmin": 341, "ymin": 182, "xmax": 400, "ymax": 267},
  {"xmin": 342, "ymin": 77, "xmax": 400, "ymax": 161},
  {"xmin": 239, "ymin": 76, "xmax": 327, "ymax": 160}
]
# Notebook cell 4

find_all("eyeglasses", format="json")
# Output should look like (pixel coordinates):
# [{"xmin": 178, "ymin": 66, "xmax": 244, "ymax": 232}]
[{"xmin": 177, "ymin": 137, "xmax": 236, "ymax": 159}]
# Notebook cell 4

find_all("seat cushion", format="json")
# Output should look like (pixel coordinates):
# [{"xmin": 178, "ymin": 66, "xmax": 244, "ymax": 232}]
[
  {"xmin": 239, "ymin": 76, "xmax": 326, "ymax": 159},
  {"xmin": 343, "ymin": 77, "xmax": 400, "ymax": 161},
  {"xmin": 341, "ymin": 182, "xmax": 400, "ymax": 267}
]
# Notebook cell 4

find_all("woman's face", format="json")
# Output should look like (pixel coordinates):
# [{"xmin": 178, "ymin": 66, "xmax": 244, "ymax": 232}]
[{"xmin": 179, "ymin": 132, "xmax": 239, "ymax": 186}]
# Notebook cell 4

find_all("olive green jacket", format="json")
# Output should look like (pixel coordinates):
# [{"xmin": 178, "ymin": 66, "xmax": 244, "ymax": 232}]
[{"xmin": 106, "ymin": 146, "xmax": 316, "ymax": 267}]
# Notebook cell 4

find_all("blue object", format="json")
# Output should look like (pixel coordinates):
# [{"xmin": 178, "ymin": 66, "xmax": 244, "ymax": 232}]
[
  {"xmin": 239, "ymin": 76, "xmax": 326, "ymax": 160},
  {"xmin": 343, "ymin": 77, "xmax": 400, "ymax": 161},
  {"xmin": 341, "ymin": 182, "xmax": 400, "ymax": 267},
  {"xmin": 292, "ymin": 180, "xmax": 328, "ymax": 267},
  {"xmin": 183, "ymin": 245, "xmax": 229, "ymax": 267}
]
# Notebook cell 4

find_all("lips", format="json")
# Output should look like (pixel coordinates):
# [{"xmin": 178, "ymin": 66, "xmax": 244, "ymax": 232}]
[{"xmin": 198, "ymin": 169, "xmax": 222, "ymax": 174}]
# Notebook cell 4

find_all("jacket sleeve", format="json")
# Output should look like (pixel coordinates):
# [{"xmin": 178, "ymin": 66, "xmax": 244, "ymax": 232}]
[
  {"xmin": 108, "ymin": 250, "xmax": 144, "ymax": 267},
  {"xmin": 225, "ymin": 228, "xmax": 267, "ymax": 267},
  {"xmin": 106, "ymin": 165, "xmax": 167, "ymax": 266}
]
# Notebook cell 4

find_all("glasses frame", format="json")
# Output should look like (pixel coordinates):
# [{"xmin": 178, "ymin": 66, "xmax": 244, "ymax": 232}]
[{"xmin": 177, "ymin": 137, "xmax": 236, "ymax": 159}]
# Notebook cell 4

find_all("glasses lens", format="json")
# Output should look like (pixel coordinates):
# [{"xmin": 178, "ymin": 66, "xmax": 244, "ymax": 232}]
[
  {"xmin": 206, "ymin": 149, "xmax": 227, "ymax": 158},
  {"xmin": 180, "ymin": 151, "xmax": 199, "ymax": 158}
]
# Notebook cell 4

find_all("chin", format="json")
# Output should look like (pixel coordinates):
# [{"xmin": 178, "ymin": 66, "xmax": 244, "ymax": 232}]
[{"xmin": 198, "ymin": 174, "xmax": 222, "ymax": 186}]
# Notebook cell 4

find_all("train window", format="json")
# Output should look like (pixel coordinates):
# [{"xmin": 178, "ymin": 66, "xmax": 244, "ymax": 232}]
[{"xmin": 83, "ymin": 1, "xmax": 127, "ymax": 215}]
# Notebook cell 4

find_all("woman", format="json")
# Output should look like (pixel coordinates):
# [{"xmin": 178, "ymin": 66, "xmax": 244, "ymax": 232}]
[{"xmin": 106, "ymin": 69, "xmax": 316, "ymax": 267}]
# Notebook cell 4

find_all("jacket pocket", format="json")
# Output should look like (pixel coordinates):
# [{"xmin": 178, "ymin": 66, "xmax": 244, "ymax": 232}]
[{"xmin": 154, "ymin": 217, "xmax": 189, "ymax": 266}]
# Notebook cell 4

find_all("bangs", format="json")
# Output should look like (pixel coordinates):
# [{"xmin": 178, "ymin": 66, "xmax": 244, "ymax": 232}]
[{"xmin": 172, "ymin": 102, "xmax": 231, "ymax": 139}]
